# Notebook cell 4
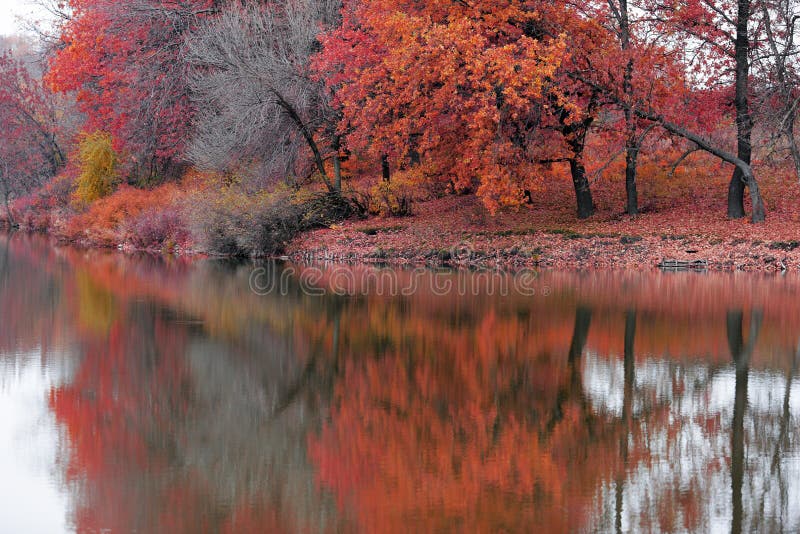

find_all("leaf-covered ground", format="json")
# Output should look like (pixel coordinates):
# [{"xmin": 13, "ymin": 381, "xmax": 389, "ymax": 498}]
[{"xmin": 287, "ymin": 170, "xmax": 800, "ymax": 272}]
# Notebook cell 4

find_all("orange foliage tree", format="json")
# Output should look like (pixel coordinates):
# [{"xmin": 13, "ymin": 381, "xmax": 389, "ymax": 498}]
[{"xmin": 315, "ymin": 0, "xmax": 576, "ymax": 213}]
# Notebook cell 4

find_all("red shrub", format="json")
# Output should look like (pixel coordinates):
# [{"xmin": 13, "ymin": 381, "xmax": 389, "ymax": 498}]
[
  {"xmin": 124, "ymin": 206, "xmax": 190, "ymax": 251},
  {"xmin": 59, "ymin": 184, "xmax": 184, "ymax": 247}
]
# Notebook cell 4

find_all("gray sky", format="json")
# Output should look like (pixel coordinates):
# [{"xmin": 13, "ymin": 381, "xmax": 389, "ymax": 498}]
[{"xmin": 0, "ymin": 0, "xmax": 52, "ymax": 36}]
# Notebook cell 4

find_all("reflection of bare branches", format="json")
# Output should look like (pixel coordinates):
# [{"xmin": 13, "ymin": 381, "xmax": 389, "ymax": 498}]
[
  {"xmin": 268, "ymin": 313, "xmax": 341, "ymax": 423},
  {"xmin": 772, "ymin": 341, "xmax": 798, "ymax": 471},
  {"xmin": 753, "ymin": 338, "xmax": 798, "ymax": 530}
]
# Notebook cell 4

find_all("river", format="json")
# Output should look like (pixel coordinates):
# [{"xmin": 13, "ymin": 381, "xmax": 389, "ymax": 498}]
[{"xmin": 1, "ymin": 232, "xmax": 799, "ymax": 533}]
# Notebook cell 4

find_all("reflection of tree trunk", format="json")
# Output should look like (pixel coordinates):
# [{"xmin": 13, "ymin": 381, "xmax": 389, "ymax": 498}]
[
  {"xmin": 332, "ymin": 313, "xmax": 340, "ymax": 366},
  {"xmin": 623, "ymin": 309, "xmax": 636, "ymax": 424},
  {"xmin": 569, "ymin": 306, "xmax": 592, "ymax": 392},
  {"xmin": 548, "ymin": 306, "xmax": 593, "ymax": 434},
  {"xmin": 569, "ymin": 306, "xmax": 592, "ymax": 365},
  {"xmin": 616, "ymin": 309, "xmax": 636, "ymax": 534},
  {"xmin": 726, "ymin": 309, "xmax": 762, "ymax": 370},
  {"xmin": 731, "ymin": 353, "xmax": 747, "ymax": 534},
  {"xmin": 0, "ymin": 238, "xmax": 9, "ymax": 286},
  {"xmin": 727, "ymin": 309, "xmax": 761, "ymax": 534},
  {"xmin": 771, "ymin": 341, "xmax": 798, "ymax": 470}
]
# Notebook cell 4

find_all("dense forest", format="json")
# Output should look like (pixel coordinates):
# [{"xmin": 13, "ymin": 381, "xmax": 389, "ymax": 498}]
[{"xmin": 1, "ymin": 0, "xmax": 800, "ymax": 258}]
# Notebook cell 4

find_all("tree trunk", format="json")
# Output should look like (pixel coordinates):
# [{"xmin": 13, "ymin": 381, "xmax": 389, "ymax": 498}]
[
  {"xmin": 333, "ymin": 155, "xmax": 342, "ymax": 191},
  {"xmin": 273, "ymin": 89, "xmax": 335, "ymax": 192},
  {"xmin": 552, "ymin": 90, "xmax": 598, "ymax": 219},
  {"xmin": 564, "ymin": 118, "xmax": 596, "ymax": 219},
  {"xmin": 0, "ymin": 174, "xmax": 14, "ymax": 227},
  {"xmin": 381, "ymin": 154, "xmax": 391, "ymax": 182},
  {"xmin": 618, "ymin": 0, "xmax": 639, "ymax": 215},
  {"xmin": 625, "ymin": 138, "xmax": 639, "ymax": 215},
  {"xmin": 728, "ymin": 0, "xmax": 753, "ymax": 219},
  {"xmin": 332, "ymin": 135, "xmax": 342, "ymax": 192},
  {"xmin": 2, "ymin": 196, "xmax": 13, "ymax": 227},
  {"xmin": 570, "ymin": 158, "xmax": 595, "ymax": 219},
  {"xmin": 785, "ymin": 118, "xmax": 800, "ymax": 182},
  {"xmin": 742, "ymin": 166, "xmax": 766, "ymax": 222},
  {"xmin": 409, "ymin": 133, "xmax": 421, "ymax": 166}
]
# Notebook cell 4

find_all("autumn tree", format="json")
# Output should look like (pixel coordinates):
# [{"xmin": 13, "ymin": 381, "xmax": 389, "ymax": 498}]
[
  {"xmin": 72, "ymin": 131, "xmax": 120, "ymax": 205},
  {"xmin": 186, "ymin": 0, "xmax": 343, "ymax": 191},
  {"xmin": 316, "ymin": 0, "xmax": 585, "ymax": 214},
  {"xmin": 565, "ymin": 35, "xmax": 768, "ymax": 221},
  {"xmin": 609, "ymin": 0, "xmax": 640, "ymax": 214},
  {"xmin": 642, "ymin": 0, "xmax": 769, "ymax": 219},
  {"xmin": 47, "ymin": 0, "xmax": 220, "ymax": 182},
  {"xmin": 0, "ymin": 49, "xmax": 67, "ymax": 222},
  {"xmin": 593, "ymin": 0, "xmax": 660, "ymax": 215}
]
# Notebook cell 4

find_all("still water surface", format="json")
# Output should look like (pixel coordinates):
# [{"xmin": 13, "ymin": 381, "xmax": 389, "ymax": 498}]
[{"xmin": 1, "ymin": 232, "xmax": 799, "ymax": 533}]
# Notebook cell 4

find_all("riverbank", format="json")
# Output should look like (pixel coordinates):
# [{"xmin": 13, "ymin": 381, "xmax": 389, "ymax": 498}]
[
  {"xmin": 286, "ymin": 195, "xmax": 800, "ymax": 272},
  {"xmin": 6, "ymin": 169, "xmax": 800, "ymax": 272}
]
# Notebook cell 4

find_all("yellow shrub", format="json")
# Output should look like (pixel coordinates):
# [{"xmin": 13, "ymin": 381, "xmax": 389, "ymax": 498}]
[
  {"xmin": 72, "ymin": 131, "xmax": 120, "ymax": 206},
  {"xmin": 369, "ymin": 176, "xmax": 415, "ymax": 216}
]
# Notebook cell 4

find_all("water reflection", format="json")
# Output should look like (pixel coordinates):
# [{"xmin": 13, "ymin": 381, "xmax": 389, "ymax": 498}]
[{"xmin": 1, "ymin": 232, "xmax": 800, "ymax": 532}]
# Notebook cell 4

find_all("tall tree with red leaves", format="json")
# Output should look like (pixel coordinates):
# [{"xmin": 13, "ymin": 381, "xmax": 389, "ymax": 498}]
[{"xmin": 47, "ymin": 0, "xmax": 221, "ymax": 183}]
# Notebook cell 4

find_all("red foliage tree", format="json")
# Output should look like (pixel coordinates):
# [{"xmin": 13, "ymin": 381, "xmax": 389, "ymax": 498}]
[
  {"xmin": 0, "ymin": 50, "xmax": 66, "ymax": 223},
  {"xmin": 47, "ymin": 0, "xmax": 220, "ymax": 182}
]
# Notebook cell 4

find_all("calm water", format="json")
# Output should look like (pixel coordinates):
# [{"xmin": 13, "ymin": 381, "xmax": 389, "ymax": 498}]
[{"xmin": 1, "ymin": 232, "xmax": 799, "ymax": 533}]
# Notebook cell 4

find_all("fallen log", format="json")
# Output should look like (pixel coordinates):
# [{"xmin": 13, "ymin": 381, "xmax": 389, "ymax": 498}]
[{"xmin": 658, "ymin": 259, "xmax": 709, "ymax": 271}]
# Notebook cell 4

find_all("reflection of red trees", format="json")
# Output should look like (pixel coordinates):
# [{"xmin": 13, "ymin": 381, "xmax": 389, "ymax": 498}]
[
  {"xmin": 8, "ymin": 233, "xmax": 795, "ymax": 531},
  {"xmin": 41, "ymin": 251, "xmax": 307, "ymax": 533},
  {"xmin": 0, "ymin": 235, "xmax": 71, "ymax": 355},
  {"xmin": 309, "ymin": 308, "xmax": 626, "ymax": 533},
  {"xmin": 48, "ymin": 296, "xmax": 207, "ymax": 533},
  {"xmin": 49, "ymin": 318, "xmax": 190, "ymax": 477}
]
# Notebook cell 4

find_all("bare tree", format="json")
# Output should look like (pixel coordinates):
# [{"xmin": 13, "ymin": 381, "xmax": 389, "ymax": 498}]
[
  {"xmin": 753, "ymin": 0, "xmax": 800, "ymax": 180},
  {"xmin": 186, "ymin": 0, "xmax": 342, "ymax": 192}
]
